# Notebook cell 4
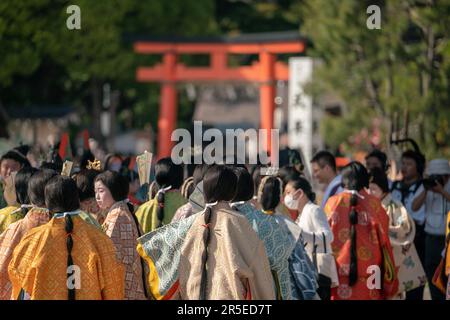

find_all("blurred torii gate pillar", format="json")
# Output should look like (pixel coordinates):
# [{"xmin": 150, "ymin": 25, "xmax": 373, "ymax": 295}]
[{"xmin": 134, "ymin": 32, "xmax": 306, "ymax": 159}]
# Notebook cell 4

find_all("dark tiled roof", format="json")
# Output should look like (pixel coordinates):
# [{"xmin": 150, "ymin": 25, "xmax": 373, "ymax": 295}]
[
  {"xmin": 127, "ymin": 30, "xmax": 308, "ymax": 44},
  {"xmin": 5, "ymin": 106, "xmax": 75, "ymax": 119}
]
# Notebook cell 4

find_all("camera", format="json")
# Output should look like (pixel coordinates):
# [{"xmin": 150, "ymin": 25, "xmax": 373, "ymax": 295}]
[{"xmin": 422, "ymin": 175, "xmax": 446, "ymax": 190}]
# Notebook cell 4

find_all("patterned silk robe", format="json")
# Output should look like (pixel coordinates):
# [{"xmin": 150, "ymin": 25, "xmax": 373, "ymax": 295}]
[{"xmin": 324, "ymin": 190, "xmax": 398, "ymax": 300}]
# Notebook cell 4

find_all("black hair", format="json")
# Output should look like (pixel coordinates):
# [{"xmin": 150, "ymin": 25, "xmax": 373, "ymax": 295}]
[
  {"xmin": 65, "ymin": 214, "xmax": 75, "ymax": 300},
  {"xmin": 45, "ymin": 175, "xmax": 80, "ymax": 214},
  {"xmin": 79, "ymin": 149, "xmax": 95, "ymax": 170},
  {"xmin": 95, "ymin": 170, "xmax": 133, "ymax": 213},
  {"xmin": 199, "ymin": 165, "xmax": 237, "ymax": 299},
  {"xmin": 15, "ymin": 167, "xmax": 38, "ymax": 206},
  {"xmin": 0, "ymin": 145, "xmax": 31, "ymax": 169},
  {"xmin": 288, "ymin": 177, "xmax": 316, "ymax": 203},
  {"xmin": 341, "ymin": 161, "xmax": 370, "ymax": 191},
  {"xmin": 401, "ymin": 149, "xmax": 426, "ymax": 176},
  {"xmin": 40, "ymin": 161, "xmax": 63, "ymax": 172},
  {"xmin": 192, "ymin": 164, "xmax": 208, "ymax": 186},
  {"xmin": 43, "ymin": 145, "xmax": 63, "ymax": 172},
  {"xmin": 368, "ymin": 167, "xmax": 389, "ymax": 194},
  {"xmin": 279, "ymin": 147, "xmax": 304, "ymax": 172},
  {"xmin": 74, "ymin": 169, "xmax": 101, "ymax": 202},
  {"xmin": 365, "ymin": 149, "xmax": 388, "ymax": 172},
  {"xmin": 278, "ymin": 165, "xmax": 301, "ymax": 191},
  {"xmin": 154, "ymin": 157, "xmax": 184, "ymax": 227},
  {"xmin": 103, "ymin": 153, "xmax": 122, "ymax": 171},
  {"xmin": 311, "ymin": 150, "xmax": 337, "ymax": 172},
  {"xmin": 28, "ymin": 169, "xmax": 58, "ymax": 207},
  {"xmin": 155, "ymin": 157, "xmax": 184, "ymax": 189},
  {"xmin": 251, "ymin": 165, "xmax": 262, "ymax": 196},
  {"xmin": 120, "ymin": 157, "xmax": 139, "ymax": 183},
  {"xmin": 258, "ymin": 176, "xmax": 282, "ymax": 211},
  {"xmin": 340, "ymin": 161, "xmax": 369, "ymax": 286},
  {"xmin": 231, "ymin": 166, "xmax": 254, "ymax": 202},
  {"xmin": 44, "ymin": 175, "xmax": 80, "ymax": 300}
]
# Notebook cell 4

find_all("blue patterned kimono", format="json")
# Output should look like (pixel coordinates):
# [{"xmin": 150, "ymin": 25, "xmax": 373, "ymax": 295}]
[{"xmin": 233, "ymin": 202, "xmax": 317, "ymax": 300}]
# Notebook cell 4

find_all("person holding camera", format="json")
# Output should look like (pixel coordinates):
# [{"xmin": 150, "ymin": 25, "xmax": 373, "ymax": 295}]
[
  {"xmin": 391, "ymin": 150, "xmax": 426, "ymax": 299},
  {"xmin": 412, "ymin": 159, "xmax": 450, "ymax": 300}
]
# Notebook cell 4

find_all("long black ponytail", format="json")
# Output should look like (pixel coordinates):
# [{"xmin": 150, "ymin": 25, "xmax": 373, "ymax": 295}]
[
  {"xmin": 65, "ymin": 214, "xmax": 75, "ymax": 300},
  {"xmin": 348, "ymin": 193, "xmax": 358, "ymax": 286},
  {"xmin": 156, "ymin": 188, "xmax": 166, "ymax": 228},
  {"xmin": 44, "ymin": 175, "xmax": 80, "ymax": 300},
  {"xmin": 199, "ymin": 165, "xmax": 237, "ymax": 299},
  {"xmin": 340, "ymin": 161, "xmax": 369, "ymax": 287},
  {"xmin": 199, "ymin": 204, "xmax": 213, "ymax": 300}
]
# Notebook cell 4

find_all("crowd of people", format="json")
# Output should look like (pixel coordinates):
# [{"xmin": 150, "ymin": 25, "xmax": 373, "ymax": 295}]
[{"xmin": 0, "ymin": 144, "xmax": 449, "ymax": 300}]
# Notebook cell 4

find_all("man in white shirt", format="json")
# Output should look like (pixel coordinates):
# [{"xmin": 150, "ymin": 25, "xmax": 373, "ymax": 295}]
[
  {"xmin": 391, "ymin": 150, "xmax": 426, "ymax": 300},
  {"xmin": 412, "ymin": 159, "xmax": 450, "ymax": 301},
  {"xmin": 310, "ymin": 151, "xmax": 344, "ymax": 209}
]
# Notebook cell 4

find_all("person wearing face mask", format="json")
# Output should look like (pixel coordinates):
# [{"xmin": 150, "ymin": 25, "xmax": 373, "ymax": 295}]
[
  {"xmin": 368, "ymin": 167, "xmax": 426, "ymax": 299},
  {"xmin": 284, "ymin": 176, "xmax": 335, "ymax": 299}
]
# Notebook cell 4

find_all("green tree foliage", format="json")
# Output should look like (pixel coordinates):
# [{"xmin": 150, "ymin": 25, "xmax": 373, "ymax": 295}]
[{"xmin": 298, "ymin": 0, "xmax": 450, "ymax": 157}]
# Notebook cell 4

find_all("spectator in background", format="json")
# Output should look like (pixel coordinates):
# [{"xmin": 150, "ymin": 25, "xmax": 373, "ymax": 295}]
[
  {"xmin": 365, "ymin": 149, "xmax": 392, "ymax": 189},
  {"xmin": 120, "ymin": 157, "xmax": 143, "ymax": 207},
  {"xmin": 365, "ymin": 149, "xmax": 389, "ymax": 173},
  {"xmin": 391, "ymin": 150, "xmax": 426, "ymax": 300},
  {"xmin": 103, "ymin": 153, "xmax": 122, "ymax": 172},
  {"xmin": 0, "ymin": 146, "xmax": 31, "ymax": 210},
  {"xmin": 412, "ymin": 159, "xmax": 450, "ymax": 300},
  {"xmin": 368, "ymin": 167, "xmax": 426, "ymax": 299},
  {"xmin": 310, "ymin": 151, "xmax": 343, "ymax": 209}
]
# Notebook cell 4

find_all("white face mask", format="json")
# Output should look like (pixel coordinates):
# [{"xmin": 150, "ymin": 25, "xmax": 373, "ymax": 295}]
[{"xmin": 284, "ymin": 192, "xmax": 299, "ymax": 210}]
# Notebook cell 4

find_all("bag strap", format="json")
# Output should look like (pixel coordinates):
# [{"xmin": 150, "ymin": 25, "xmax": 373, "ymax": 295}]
[
  {"xmin": 322, "ymin": 232, "xmax": 327, "ymax": 254},
  {"xmin": 312, "ymin": 232, "xmax": 318, "ymax": 270}
]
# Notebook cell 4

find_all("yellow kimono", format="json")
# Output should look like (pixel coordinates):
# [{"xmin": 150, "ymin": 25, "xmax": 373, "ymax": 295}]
[
  {"xmin": 0, "ymin": 208, "xmax": 102, "ymax": 300},
  {"xmin": 135, "ymin": 190, "xmax": 187, "ymax": 234},
  {"xmin": 8, "ymin": 215, "xmax": 125, "ymax": 300},
  {"xmin": 0, "ymin": 206, "xmax": 21, "ymax": 234}
]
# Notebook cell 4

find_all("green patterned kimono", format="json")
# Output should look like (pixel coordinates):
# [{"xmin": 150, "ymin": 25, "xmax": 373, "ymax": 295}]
[
  {"xmin": 0, "ymin": 206, "xmax": 22, "ymax": 234},
  {"xmin": 135, "ymin": 190, "xmax": 187, "ymax": 234}
]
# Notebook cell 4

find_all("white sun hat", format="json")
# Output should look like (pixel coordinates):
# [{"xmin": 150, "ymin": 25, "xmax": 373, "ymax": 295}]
[{"xmin": 426, "ymin": 159, "xmax": 450, "ymax": 175}]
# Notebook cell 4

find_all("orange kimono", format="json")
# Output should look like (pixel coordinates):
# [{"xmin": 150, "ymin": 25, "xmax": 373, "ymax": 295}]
[
  {"xmin": 324, "ymin": 190, "xmax": 398, "ymax": 300},
  {"xmin": 8, "ymin": 215, "xmax": 125, "ymax": 300},
  {"xmin": 0, "ymin": 207, "xmax": 50, "ymax": 300}
]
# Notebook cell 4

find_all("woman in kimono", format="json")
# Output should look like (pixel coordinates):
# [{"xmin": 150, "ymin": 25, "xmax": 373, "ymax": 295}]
[
  {"xmin": 282, "ymin": 176, "xmax": 337, "ymax": 300},
  {"xmin": 135, "ymin": 157, "xmax": 186, "ymax": 233},
  {"xmin": 74, "ymin": 169, "xmax": 107, "ymax": 225},
  {"xmin": 8, "ymin": 175, "xmax": 124, "ymax": 300},
  {"xmin": 231, "ymin": 167, "xmax": 318, "ymax": 300},
  {"xmin": 177, "ymin": 165, "xmax": 275, "ymax": 299},
  {"xmin": 0, "ymin": 167, "xmax": 37, "ymax": 233},
  {"xmin": 0, "ymin": 146, "xmax": 31, "ymax": 210},
  {"xmin": 95, "ymin": 171, "xmax": 148, "ymax": 300},
  {"xmin": 367, "ymin": 168, "xmax": 426, "ymax": 298},
  {"xmin": 324, "ymin": 162, "xmax": 399, "ymax": 300}
]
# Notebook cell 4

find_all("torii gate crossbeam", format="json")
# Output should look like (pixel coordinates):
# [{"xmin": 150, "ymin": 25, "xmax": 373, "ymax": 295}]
[{"xmin": 134, "ymin": 31, "xmax": 306, "ymax": 159}]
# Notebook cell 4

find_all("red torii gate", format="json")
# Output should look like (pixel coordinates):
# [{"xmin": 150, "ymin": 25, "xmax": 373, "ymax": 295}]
[{"xmin": 134, "ymin": 32, "xmax": 306, "ymax": 159}]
